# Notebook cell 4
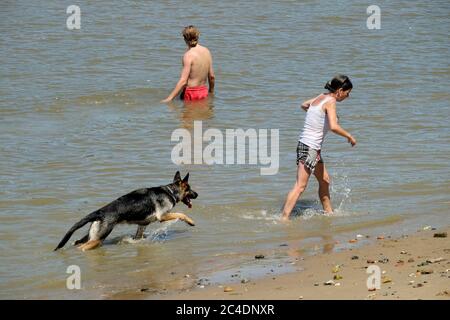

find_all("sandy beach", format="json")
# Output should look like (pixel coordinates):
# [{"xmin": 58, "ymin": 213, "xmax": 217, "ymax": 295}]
[{"xmin": 162, "ymin": 227, "xmax": 450, "ymax": 300}]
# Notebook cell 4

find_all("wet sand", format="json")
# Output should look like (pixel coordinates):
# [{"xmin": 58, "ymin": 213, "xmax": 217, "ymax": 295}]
[{"xmin": 162, "ymin": 227, "xmax": 450, "ymax": 300}]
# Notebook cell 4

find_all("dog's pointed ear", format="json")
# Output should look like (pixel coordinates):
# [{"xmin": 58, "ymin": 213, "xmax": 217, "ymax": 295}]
[
  {"xmin": 173, "ymin": 171, "xmax": 181, "ymax": 182},
  {"xmin": 182, "ymin": 172, "xmax": 189, "ymax": 183}
]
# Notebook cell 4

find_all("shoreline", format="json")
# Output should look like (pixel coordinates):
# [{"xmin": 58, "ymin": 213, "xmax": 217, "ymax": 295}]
[{"xmin": 160, "ymin": 227, "xmax": 449, "ymax": 300}]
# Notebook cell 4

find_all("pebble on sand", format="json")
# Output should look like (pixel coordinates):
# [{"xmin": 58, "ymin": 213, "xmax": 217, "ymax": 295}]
[
  {"xmin": 426, "ymin": 257, "xmax": 444, "ymax": 264},
  {"xmin": 255, "ymin": 254, "xmax": 265, "ymax": 259},
  {"xmin": 417, "ymin": 269, "xmax": 433, "ymax": 275},
  {"xmin": 366, "ymin": 293, "xmax": 377, "ymax": 300},
  {"xmin": 395, "ymin": 262, "xmax": 404, "ymax": 268},
  {"xmin": 381, "ymin": 276, "xmax": 392, "ymax": 284},
  {"xmin": 433, "ymin": 232, "xmax": 447, "ymax": 238},
  {"xmin": 436, "ymin": 290, "xmax": 450, "ymax": 297}
]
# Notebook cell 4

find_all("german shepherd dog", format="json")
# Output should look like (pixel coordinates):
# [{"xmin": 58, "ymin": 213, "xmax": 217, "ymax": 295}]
[{"xmin": 54, "ymin": 172, "xmax": 198, "ymax": 251}]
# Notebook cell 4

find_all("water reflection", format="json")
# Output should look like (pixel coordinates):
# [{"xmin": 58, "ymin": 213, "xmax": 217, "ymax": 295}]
[
  {"xmin": 285, "ymin": 212, "xmax": 336, "ymax": 259},
  {"xmin": 166, "ymin": 97, "xmax": 215, "ymax": 130}
]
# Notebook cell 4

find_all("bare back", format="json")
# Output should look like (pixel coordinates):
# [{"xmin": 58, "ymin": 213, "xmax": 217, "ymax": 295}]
[{"xmin": 184, "ymin": 45, "xmax": 212, "ymax": 87}]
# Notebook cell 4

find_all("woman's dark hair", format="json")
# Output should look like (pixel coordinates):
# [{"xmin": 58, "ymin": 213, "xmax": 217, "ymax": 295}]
[{"xmin": 324, "ymin": 74, "xmax": 353, "ymax": 93}]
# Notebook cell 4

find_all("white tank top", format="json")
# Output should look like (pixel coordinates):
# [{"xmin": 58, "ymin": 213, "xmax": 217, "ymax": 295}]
[{"xmin": 299, "ymin": 95, "xmax": 333, "ymax": 150}]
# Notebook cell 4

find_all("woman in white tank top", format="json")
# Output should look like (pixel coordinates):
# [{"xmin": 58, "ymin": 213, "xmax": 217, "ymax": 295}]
[{"xmin": 281, "ymin": 75, "xmax": 357, "ymax": 221}]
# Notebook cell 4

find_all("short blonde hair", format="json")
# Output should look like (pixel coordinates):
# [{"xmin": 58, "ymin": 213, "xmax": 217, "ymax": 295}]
[{"xmin": 182, "ymin": 25, "xmax": 200, "ymax": 47}]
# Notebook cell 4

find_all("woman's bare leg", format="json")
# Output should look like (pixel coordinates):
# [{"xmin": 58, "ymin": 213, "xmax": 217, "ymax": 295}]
[
  {"xmin": 281, "ymin": 163, "xmax": 311, "ymax": 221},
  {"xmin": 314, "ymin": 162, "xmax": 333, "ymax": 213}
]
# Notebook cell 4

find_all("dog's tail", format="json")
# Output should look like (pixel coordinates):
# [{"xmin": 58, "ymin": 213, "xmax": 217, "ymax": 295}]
[{"xmin": 54, "ymin": 210, "xmax": 102, "ymax": 251}]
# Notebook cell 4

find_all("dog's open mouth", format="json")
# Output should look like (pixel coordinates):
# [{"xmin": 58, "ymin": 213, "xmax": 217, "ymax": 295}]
[{"xmin": 183, "ymin": 196, "xmax": 192, "ymax": 208}]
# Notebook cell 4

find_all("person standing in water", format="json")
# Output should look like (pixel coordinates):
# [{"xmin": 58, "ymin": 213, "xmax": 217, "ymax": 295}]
[
  {"xmin": 281, "ymin": 75, "xmax": 356, "ymax": 221},
  {"xmin": 161, "ymin": 26, "xmax": 215, "ymax": 102}
]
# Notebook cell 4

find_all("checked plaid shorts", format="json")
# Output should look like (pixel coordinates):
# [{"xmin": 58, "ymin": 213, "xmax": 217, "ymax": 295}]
[{"xmin": 296, "ymin": 141, "xmax": 323, "ymax": 173}]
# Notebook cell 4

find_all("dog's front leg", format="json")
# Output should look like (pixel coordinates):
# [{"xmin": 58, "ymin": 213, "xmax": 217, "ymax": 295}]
[
  {"xmin": 134, "ymin": 225, "xmax": 147, "ymax": 240},
  {"xmin": 160, "ymin": 213, "xmax": 195, "ymax": 226}
]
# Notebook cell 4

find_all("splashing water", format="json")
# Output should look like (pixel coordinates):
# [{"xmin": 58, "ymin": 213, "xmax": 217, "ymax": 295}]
[
  {"xmin": 114, "ymin": 220, "xmax": 178, "ymax": 245},
  {"xmin": 331, "ymin": 170, "xmax": 352, "ymax": 213},
  {"xmin": 148, "ymin": 220, "xmax": 177, "ymax": 242},
  {"xmin": 241, "ymin": 209, "xmax": 280, "ymax": 222}
]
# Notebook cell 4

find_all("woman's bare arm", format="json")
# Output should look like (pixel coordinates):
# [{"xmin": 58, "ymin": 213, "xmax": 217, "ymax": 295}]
[
  {"xmin": 300, "ymin": 98, "xmax": 315, "ymax": 111},
  {"xmin": 324, "ymin": 101, "xmax": 356, "ymax": 146}
]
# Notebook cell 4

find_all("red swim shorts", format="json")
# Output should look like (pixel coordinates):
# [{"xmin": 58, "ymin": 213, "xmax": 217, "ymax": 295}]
[{"xmin": 183, "ymin": 86, "xmax": 209, "ymax": 101}]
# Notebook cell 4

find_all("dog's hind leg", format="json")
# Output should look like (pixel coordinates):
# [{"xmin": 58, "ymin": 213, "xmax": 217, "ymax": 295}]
[
  {"xmin": 78, "ymin": 220, "xmax": 116, "ymax": 251},
  {"xmin": 134, "ymin": 225, "xmax": 147, "ymax": 240},
  {"xmin": 74, "ymin": 234, "xmax": 89, "ymax": 246},
  {"xmin": 160, "ymin": 213, "xmax": 195, "ymax": 226},
  {"xmin": 79, "ymin": 239, "xmax": 102, "ymax": 251}
]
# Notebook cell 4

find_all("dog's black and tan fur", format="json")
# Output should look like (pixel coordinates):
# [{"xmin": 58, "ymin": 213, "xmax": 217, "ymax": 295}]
[{"xmin": 54, "ymin": 172, "xmax": 198, "ymax": 251}]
